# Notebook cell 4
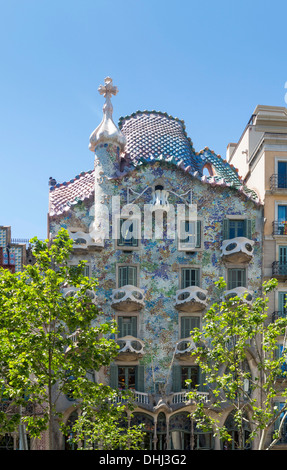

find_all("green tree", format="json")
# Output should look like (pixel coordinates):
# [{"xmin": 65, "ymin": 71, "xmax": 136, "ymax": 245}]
[
  {"xmin": 0, "ymin": 229, "xmax": 143, "ymax": 450},
  {"xmin": 63, "ymin": 384, "xmax": 144, "ymax": 450},
  {"xmin": 188, "ymin": 277, "xmax": 287, "ymax": 450}
]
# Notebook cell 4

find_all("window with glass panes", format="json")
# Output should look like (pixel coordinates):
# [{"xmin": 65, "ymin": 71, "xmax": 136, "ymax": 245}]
[
  {"xmin": 278, "ymin": 161, "xmax": 287, "ymax": 188},
  {"xmin": 117, "ymin": 218, "xmax": 138, "ymax": 247},
  {"xmin": 117, "ymin": 316, "xmax": 137, "ymax": 337},
  {"xmin": 70, "ymin": 264, "xmax": 90, "ymax": 277},
  {"xmin": 118, "ymin": 366, "xmax": 136, "ymax": 389},
  {"xmin": 181, "ymin": 366, "xmax": 199, "ymax": 390},
  {"xmin": 227, "ymin": 268, "xmax": 246, "ymax": 290},
  {"xmin": 118, "ymin": 266, "xmax": 138, "ymax": 287},
  {"xmin": 222, "ymin": 219, "xmax": 252, "ymax": 240},
  {"xmin": 179, "ymin": 220, "xmax": 201, "ymax": 248},
  {"xmin": 110, "ymin": 364, "xmax": 144, "ymax": 392},
  {"xmin": 278, "ymin": 292, "xmax": 287, "ymax": 317},
  {"xmin": 181, "ymin": 268, "xmax": 200, "ymax": 289},
  {"xmin": 181, "ymin": 316, "xmax": 200, "ymax": 338}
]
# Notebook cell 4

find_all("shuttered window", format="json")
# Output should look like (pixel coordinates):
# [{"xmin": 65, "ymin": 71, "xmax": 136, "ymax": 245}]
[
  {"xmin": 172, "ymin": 365, "xmax": 206, "ymax": 392},
  {"xmin": 180, "ymin": 220, "xmax": 201, "ymax": 249},
  {"xmin": 118, "ymin": 316, "xmax": 137, "ymax": 337},
  {"xmin": 181, "ymin": 366, "xmax": 199, "ymax": 390},
  {"xmin": 227, "ymin": 268, "xmax": 246, "ymax": 290},
  {"xmin": 110, "ymin": 364, "xmax": 145, "ymax": 392},
  {"xmin": 118, "ymin": 218, "xmax": 139, "ymax": 247},
  {"xmin": 181, "ymin": 316, "xmax": 200, "ymax": 338},
  {"xmin": 222, "ymin": 219, "xmax": 252, "ymax": 240},
  {"xmin": 118, "ymin": 266, "xmax": 138, "ymax": 287},
  {"xmin": 181, "ymin": 268, "xmax": 200, "ymax": 289},
  {"xmin": 70, "ymin": 264, "xmax": 90, "ymax": 277},
  {"xmin": 278, "ymin": 292, "xmax": 287, "ymax": 317}
]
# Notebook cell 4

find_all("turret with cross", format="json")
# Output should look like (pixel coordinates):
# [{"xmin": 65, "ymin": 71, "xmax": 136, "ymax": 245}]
[{"xmin": 89, "ymin": 77, "xmax": 126, "ymax": 152}]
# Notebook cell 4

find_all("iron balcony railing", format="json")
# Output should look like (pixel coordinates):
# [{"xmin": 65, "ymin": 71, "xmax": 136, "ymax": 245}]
[
  {"xmin": 272, "ymin": 262, "xmax": 287, "ymax": 277},
  {"xmin": 272, "ymin": 311, "xmax": 287, "ymax": 322},
  {"xmin": 270, "ymin": 174, "xmax": 287, "ymax": 190},
  {"xmin": 273, "ymin": 221, "xmax": 287, "ymax": 236}
]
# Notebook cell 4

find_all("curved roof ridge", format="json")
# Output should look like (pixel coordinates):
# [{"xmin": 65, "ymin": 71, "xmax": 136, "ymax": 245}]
[
  {"xmin": 197, "ymin": 147, "xmax": 243, "ymax": 185},
  {"xmin": 118, "ymin": 110, "xmax": 200, "ymax": 172}
]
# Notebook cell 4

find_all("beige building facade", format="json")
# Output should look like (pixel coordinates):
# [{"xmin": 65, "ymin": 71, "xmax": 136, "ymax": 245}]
[
  {"xmin": 228, "ymin": 105, "xmax": 287, "ymax": 313},
  {"xmin": 228, "ymin": 105, "xmax": 287, "ymax": 448}
]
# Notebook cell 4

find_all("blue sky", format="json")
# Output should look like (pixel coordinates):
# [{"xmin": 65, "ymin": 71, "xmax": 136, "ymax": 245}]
[{"xmin": 1, "ymin": 0, "xmax": 287, "ymax": 240}]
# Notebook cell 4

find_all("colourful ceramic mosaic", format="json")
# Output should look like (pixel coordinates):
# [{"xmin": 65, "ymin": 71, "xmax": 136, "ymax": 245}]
[
  {"xmin": 47, "ymin": 77, "xmax": 265, "ymax": 449},
  {"xmin": 49, "ymin": 129, "xmax": 263, "ymax": 395}
]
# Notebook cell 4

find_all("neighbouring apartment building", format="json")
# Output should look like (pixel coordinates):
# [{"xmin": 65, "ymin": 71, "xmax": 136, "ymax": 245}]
[
  {"xmin": 0, "ymin": 226, "xmax": 28, "ymax": 273},
  {"xmin": 0, "ymin": 226, "xmax": 35, "ymax": 450},
  {"xmin": 46, "ymin": 78, "xmax": 267, "ymax": 450},
  {"xmin": 227, "ymin": 104, "xmax": 287, "ymax": 449}
]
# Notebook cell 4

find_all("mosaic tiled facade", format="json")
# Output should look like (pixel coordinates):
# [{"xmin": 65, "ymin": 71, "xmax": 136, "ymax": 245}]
[{"xmin": 48, "ymin": 78, "xmax": 264, "ymax": 450}]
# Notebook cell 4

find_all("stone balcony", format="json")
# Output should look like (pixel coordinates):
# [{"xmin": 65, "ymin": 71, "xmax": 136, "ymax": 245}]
[
  {"xmin": 62, "ymin": 286, "xmax": 97, "ymax": 303},
  {"xmin": 68, "ymin": 230, "xmax": 104, "ymax": 252},
  {"xmin": 221, "ymin": 237, "xmax": 254, "ymax": 264},
  {"xmin": 116, "ymin": 335, "xmax": 145, "ymax": 361},
  {"xmin": 175, "ymin": 337, "xmax": 197, "ymax": 361},
  {"xmin": 111, "ymin": 285, "xmax": 145, "ymax": 311},
  {"xmin": 175, "ymin": 286, "xmax": 207, "ymax": 312},
  {"xmin": 223, "ymin": 287, "xmax": 253, "ymax": 304}
]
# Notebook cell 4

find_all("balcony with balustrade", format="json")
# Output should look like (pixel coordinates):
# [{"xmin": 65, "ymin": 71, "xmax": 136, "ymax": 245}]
[
  {"xmin": 172, "ymin": 391, "xmax": 209, "ymax": 405},
  {"xmin": 272, "ymin": 262, "xmax": 287, "ymax": 280},
  {"xmin": 273, "ymin": 221, "xmax": 287, "ymax": 236},
  {"xmin": 111, "ymin": 390, "xmax": 150, "ymax": 406},
  {"xmin": 270, "ymin": 174, "xmax": 287, "ymax": 192}
]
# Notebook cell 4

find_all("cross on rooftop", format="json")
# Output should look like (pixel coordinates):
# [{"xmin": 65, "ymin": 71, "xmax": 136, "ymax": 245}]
[{"xmin": 98, "ymin": 77, "xmax": 118, "ymax": 99}]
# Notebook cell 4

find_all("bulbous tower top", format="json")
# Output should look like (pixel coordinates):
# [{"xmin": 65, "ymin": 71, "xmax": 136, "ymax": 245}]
[{"xmin": 89, "ymin": 77, "xmax": 126, "ymax": 152}]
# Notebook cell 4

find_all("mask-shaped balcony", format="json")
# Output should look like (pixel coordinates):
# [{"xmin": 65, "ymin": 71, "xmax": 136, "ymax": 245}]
[
  {"xmin": 111, "ymin": 285, "xmax": 145, "ymax": 311},
  {"xmin": 62, "ymin": 286, "xmax": 97, "ymax": 303},
  {"xmin": 68, "ymin": 230, "xmax": 104, "ymax": 252},
  {"xmin": 175, "ymin": 337, "xmax": 197, "ymax": 361},
  {"xmin": 223, "ymin": 287, "xmax": 253, "ymax": 305},
  {"xmin": 64, "ymin": 328, "xmax": 81, "ymax": 355},
  {"xmin": 221, "ymin": 237, "xmax": 254, "ymax": 263},
  {"xmin": 116, "ymin": 335, "xmax": 144, "ymax": 361},
  {"xmin": 175, "ymin": 286, "xmax": 207, "ymax": 312}
]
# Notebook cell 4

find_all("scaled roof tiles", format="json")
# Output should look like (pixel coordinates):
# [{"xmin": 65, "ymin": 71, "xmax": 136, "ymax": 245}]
[
  {"xmin": 49, "ymin": 170, "xmax": 94, "ymax": 217},
  {"xmin": 119, "ymin": 111, "xmax": 201, "ymax": 171},
  {"xmin": 49, "ymin": 111, "xmax": 259, "ymax": 217}
]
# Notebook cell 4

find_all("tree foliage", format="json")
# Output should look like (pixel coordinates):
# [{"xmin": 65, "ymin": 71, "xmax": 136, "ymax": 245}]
[
  {"xmin": 188, "ymin": 277, "xmax": 287, "ymax": 450},
  {"xmin": 0, "ymin": 229, "xmax": 144, "ymax": 449}
]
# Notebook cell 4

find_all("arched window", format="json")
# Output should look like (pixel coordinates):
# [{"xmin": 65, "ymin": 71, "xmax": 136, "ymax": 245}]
[
  {"xmin": 130, "ymin": 413, "xmax": 154, "ymax": 450},
  {"xmin": 222, "ymin": 411, "xmax": 251, "ymax": 450},
  {"xmin": 64, "ymin": 411, "xmax": 79, "ymax": 450},
  {"xmin": 170, "ymin": 412, "xmax": 214, "ymax": 450}
]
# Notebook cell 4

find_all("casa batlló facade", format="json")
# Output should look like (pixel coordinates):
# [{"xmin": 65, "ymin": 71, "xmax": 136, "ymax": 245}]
[{"xmin": 47, "ymin": 78, "xmax": 264, "ymax": 450}]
